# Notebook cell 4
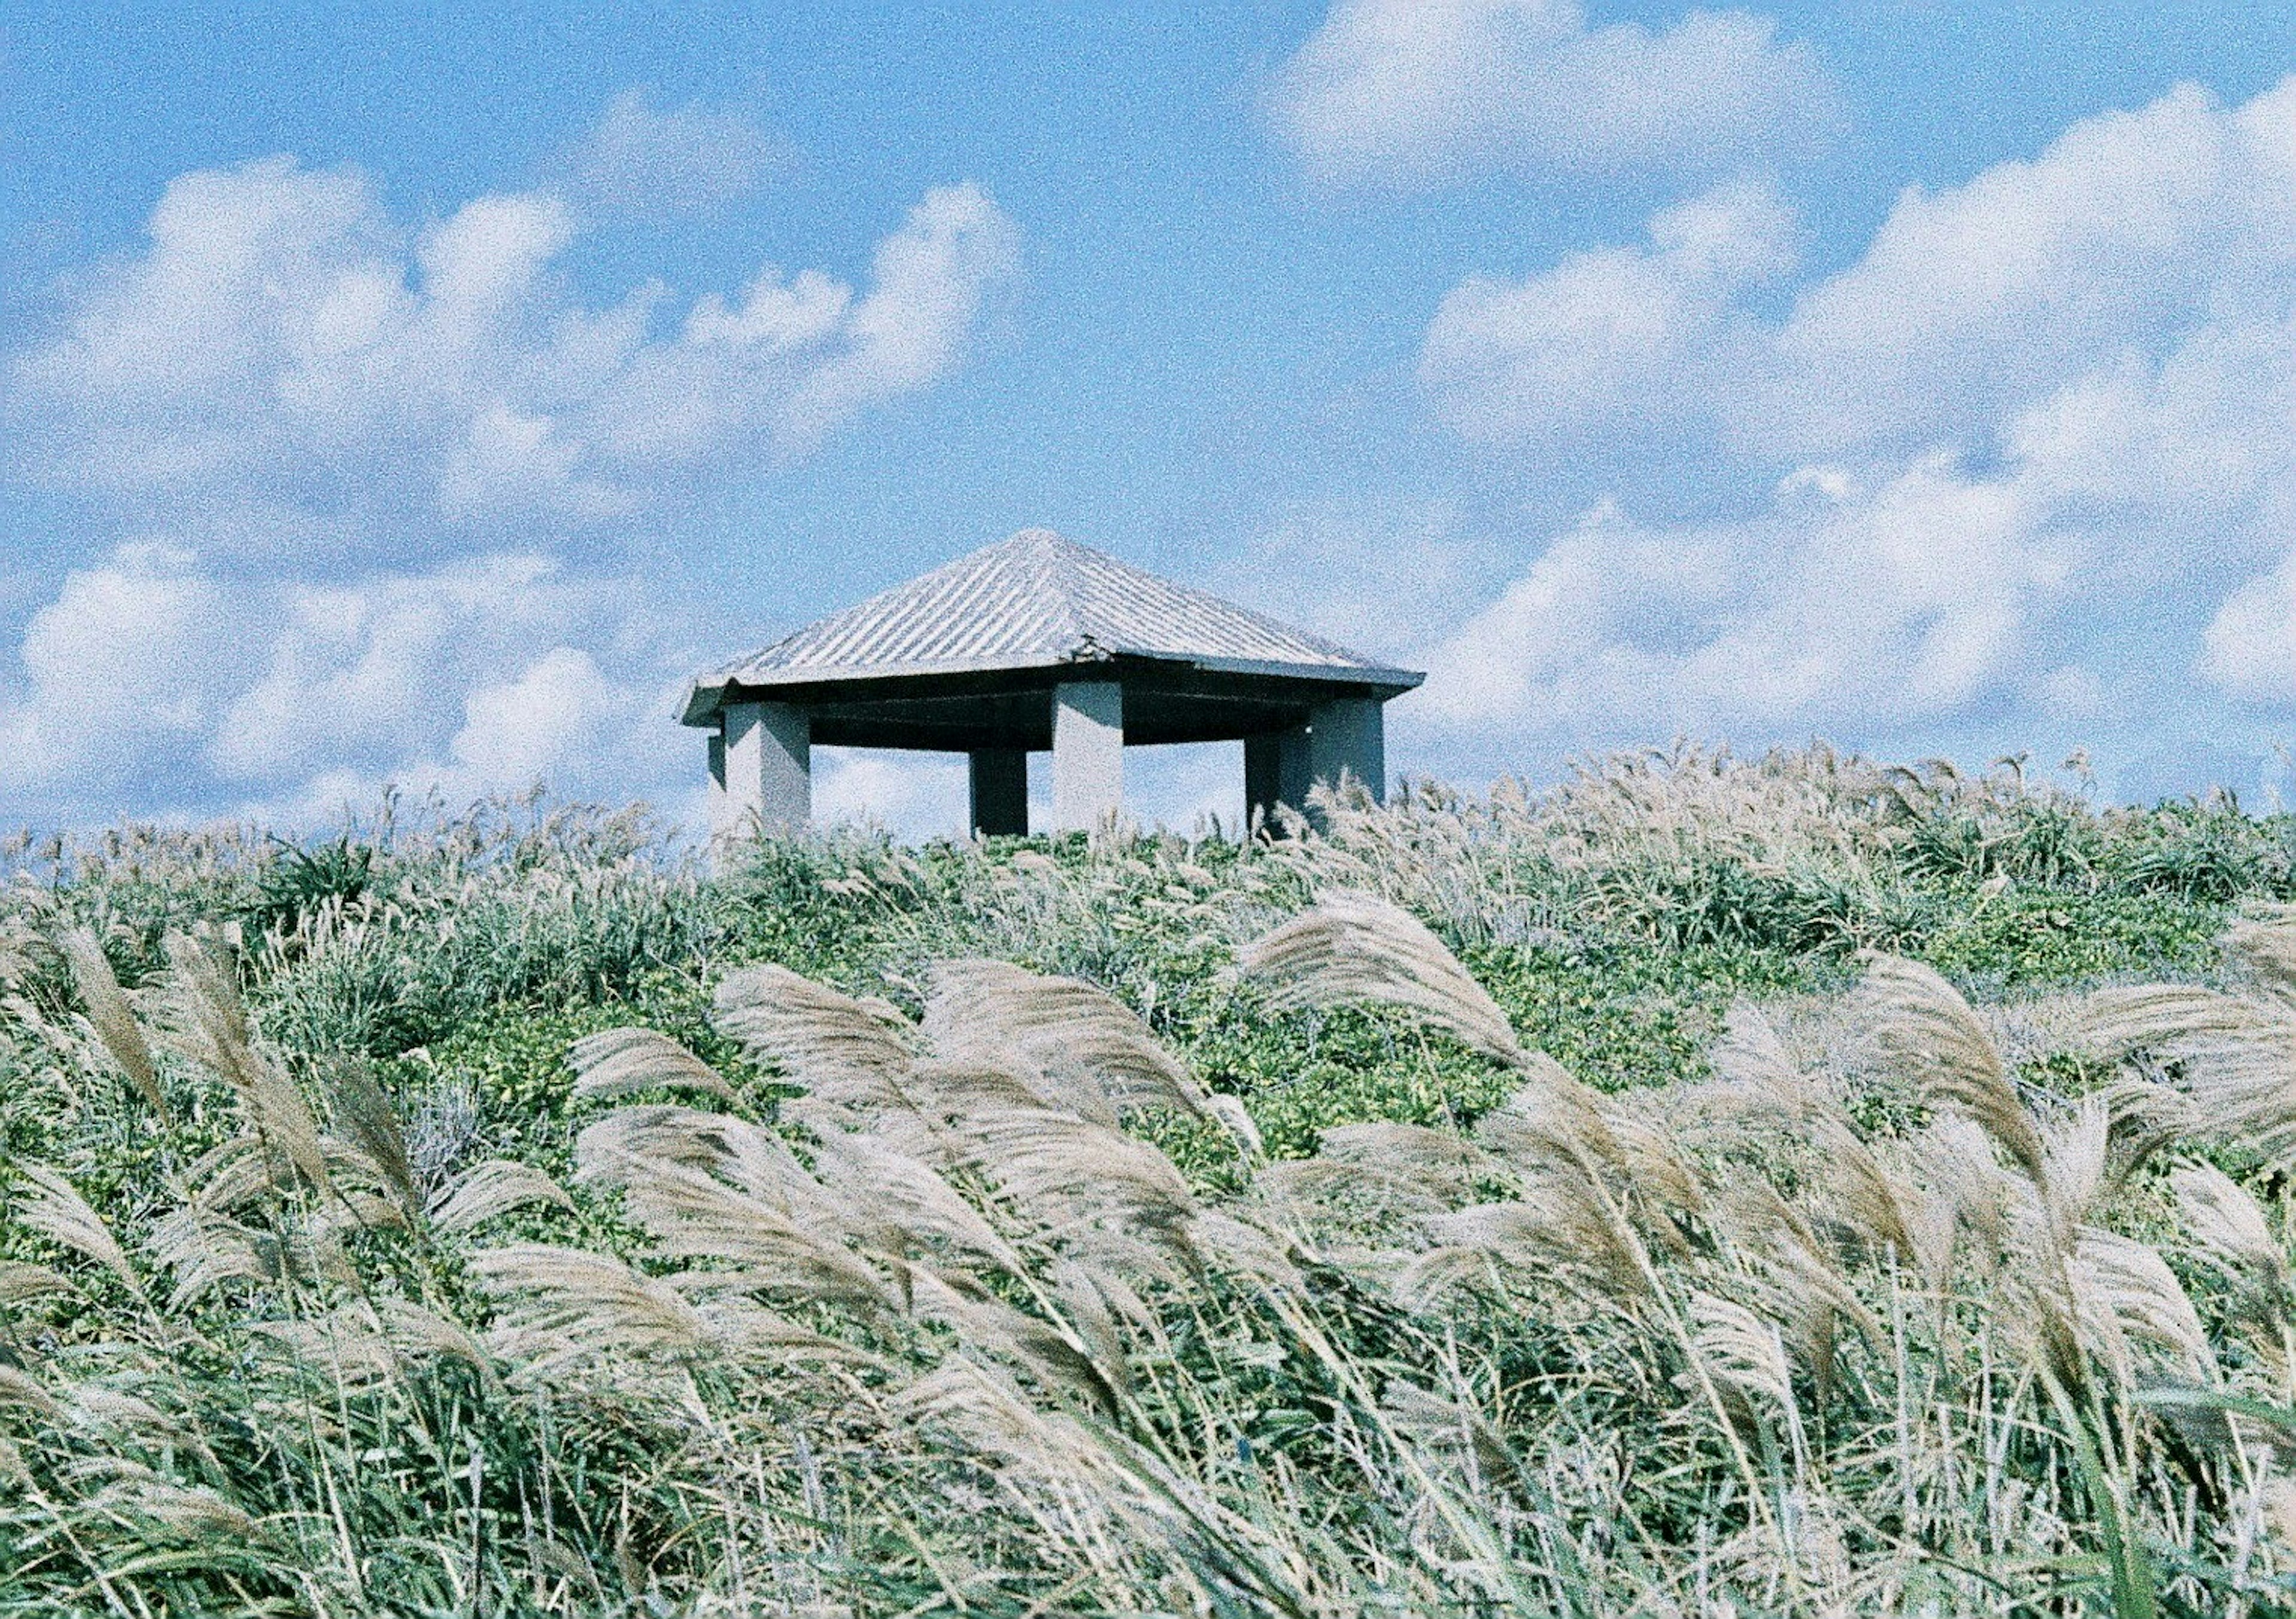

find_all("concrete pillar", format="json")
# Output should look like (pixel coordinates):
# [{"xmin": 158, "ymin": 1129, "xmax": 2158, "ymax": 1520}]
[
  {"xmin": 716, "ymin": 700, "xmax": 811, "ymax": 838},
  {"xmin": 1051, "ymin": 682, "xmax": 1123, "ymax": 833},
  {"xmin": 1244, "ymin": 725, "xmax": 1312, "ymax": 833},
  {"xmin": 1309, "ymin": 698, "xmax": 1386, "ymax": 806},
  {"xmin": 968, "ymin": 748, "xmax": 1029, "ymax": 837}
]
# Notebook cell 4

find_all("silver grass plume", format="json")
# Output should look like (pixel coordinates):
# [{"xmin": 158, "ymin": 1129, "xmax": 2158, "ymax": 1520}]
[
  {"xmin": 712, "ymin": 963, "xmax": 919, "ymax": 1107},
  {"xmin": 0, "ymin": 1261, "xmax": 75, "ymax": 1310},
  {"xmin": 152, "ymin": 933, "xmax": 332, "ymax": 1191},
  {"xmin": 796, "ymin": 1120, "xmax": 1026, "ymax": 1277},
  {"xmin": 924, "ymin": 960, "xmax": 1254, "ymax": 1156},
  {"xmin": 940, "ymin": 1092, "xmax": 1199, "ymax": 1260},
  {"xmin": 574, "ymin": 1105, "xmax": 816, "ymax": 1203},
  {"xmin": 902, "ymin": 1265, "xmax": 1125, "ymax": 1413},
  {"xmin": 2081, "ymin": 980, "xmax": 2296, "ymax": 1162},
  {"xmin": 2068, "ymin": 1227, "xmax": 2216, "ymax": 1387},
  {"xmin": 428, "ymin": 1159, "xmax": 576, "ymax": 1233},
  {"xmin": 55, "ymin": 925, "xmax": 165, "ymax": 1117},
  {"xmin": 1232, "ymin": 891, "xmax": 1522, "ymax": 1065},
  {"xmin": 606, "ymin": 1155, "xmax": 895, "ymax": 1315},
  {"xmin": 8, "ymin": 1163, "xmax": 146, "ymax": 1305},
  {"xmin": 81, "ymin": 1468, "xmax": 257, "ymax": 1545},
  {"xmin": 322, "ymin": 1056, "xmax": 419, "ymax": 1220},
  {"xmin": 1476, "ymin": 1054, "xmax": 1705, "ymax": 1230},
  {"xmin": 1697, "ymin": 1012, "xmax": 1926, "ymax": 1262},
  {"xmin": 2169, "ymin": 1161, "xmax": 2293, "ymax": 1316},
  {"xmin": 1316, "ymin": 1122, "xmax": 1494, "ymax": 1198},
  {"xmin": 1402, "ymin": 1173, "xmax": 1654, "ymax": 1312},
  {"xmin": 569, "ymin": 1026, "xmax": 737, "ymax": 1104},
  {"xmin": 2224, "ymin": 906, "xmax": 2296, "ymax": 1009},
  {"xmin": 472, "ymin": 1244, "xmax": 713, "ymax": 1379},
  {"xmin": 1689, "ymin": 1291, "xmax": 1797, "ymax": 1414},
  {"xmin": 249, "ymin": 1306, "xmax": 405, "ymax": 1395},
  {"xmin": 1858, "ymin": 954, "xmax": 2047, "ymax": 1187}
]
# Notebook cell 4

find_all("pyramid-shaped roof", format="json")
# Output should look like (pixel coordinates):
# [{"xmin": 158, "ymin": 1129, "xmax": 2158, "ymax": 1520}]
[{"xmin": 687, "ymin": 529, "xmax": 1420, "ymax": 722}]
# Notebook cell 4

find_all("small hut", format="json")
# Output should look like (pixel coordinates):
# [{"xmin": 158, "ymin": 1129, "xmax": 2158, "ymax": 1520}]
[{"xmin": 682, "ymin": 528, "xmax": 1423, "ymax": 837}]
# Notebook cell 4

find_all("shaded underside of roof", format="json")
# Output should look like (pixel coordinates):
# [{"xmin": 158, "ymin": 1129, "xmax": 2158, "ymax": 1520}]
[
  {"xmin": 692, "ymin": 659, "xmax": 1397, "ymax": 749},
  {"xmin": 686, "ymin": 529, "xmax": 1422, "ymax": 725}
]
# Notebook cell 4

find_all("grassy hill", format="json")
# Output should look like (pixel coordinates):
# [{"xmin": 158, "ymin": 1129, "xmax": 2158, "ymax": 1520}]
[{"xmin": 4, "ymin": 745, "xmax": 2296, "ymax": 1614}]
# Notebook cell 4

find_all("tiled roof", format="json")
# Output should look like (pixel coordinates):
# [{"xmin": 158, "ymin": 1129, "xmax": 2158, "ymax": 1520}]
[{"xmin": 689, "ymin": 529, "xmax": 1421, "ymax": 716}]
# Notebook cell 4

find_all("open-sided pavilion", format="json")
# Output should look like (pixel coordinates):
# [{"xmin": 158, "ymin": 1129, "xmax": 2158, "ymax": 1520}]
[{"xmin": 683, "ymin": 529, "xmax": 1424, "ymax": 838}]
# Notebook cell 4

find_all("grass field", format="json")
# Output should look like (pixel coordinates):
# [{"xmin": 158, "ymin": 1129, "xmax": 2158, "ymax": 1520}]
[{"xmin": 7, "ymin": 745, "xmax": 2296, "ymax": 1615}]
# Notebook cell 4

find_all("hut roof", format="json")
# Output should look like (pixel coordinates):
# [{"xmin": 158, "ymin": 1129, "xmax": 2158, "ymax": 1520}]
[{"xmin": 685, "ymin": 529, "xmax": 1420, "ymax": 725}]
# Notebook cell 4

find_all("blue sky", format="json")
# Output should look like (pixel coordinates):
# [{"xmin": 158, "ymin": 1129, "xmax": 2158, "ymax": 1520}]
[{"xmin": 5, "ymin": 2, "xmax": 2296, "ymax": 836}]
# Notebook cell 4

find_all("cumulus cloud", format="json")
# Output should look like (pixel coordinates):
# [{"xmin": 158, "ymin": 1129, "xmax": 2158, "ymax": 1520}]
[
  {"xmin": 0, "ymin": 152, "xmax": 1018, "ymax": 828},
  {"xmin": 10, "ymin": 157, "xmax": 1019, "ymax": 559},
  {"xmin": 1428, "ymin": 80, "xmax": 2296, "ymax": 465},
  {"xmin": 0, "ymin": 546, "xmax": 688, "ymax": 823},
  {"xmin": 1422, "ymin": 460, "xmax": 2068, "ymax": 735},
  {"xmin": 1271, "ymin": 0, "xmax": 1840, "ymax": 184},
  {"xmin": 1423, "ymin": 177, "xmax": 1799, "ymax": 444},
  {"xmin": 0, "ymin": 544, "xmax": 238, "ymax": 790},
  {"xmin": 576, "ymin": 90, "xmax": 790, "ymax": 214},
  {"xmin": 1413, "ymin": 75, "xmax": 2296, "ymax": 784}
]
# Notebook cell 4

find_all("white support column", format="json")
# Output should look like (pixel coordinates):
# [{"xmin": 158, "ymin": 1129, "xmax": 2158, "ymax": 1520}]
[
  {"xmin": 716, "ymin": 700, "xmax": 811, "ymax": 839},
  {"xmin": 1308, "ymin": 698, "xmax": 1386, "ymax": 808},
  {"xmin": 968, "ymin": 748, "xmax": 1030, "ymax": 837},
  {"xmin": 1244, "ymin": 725, "xmax": 1312, "ymax": 833},
  {"xmin": 1051, "ymin": 682, "xmax": 1123, "ymax": 833}
]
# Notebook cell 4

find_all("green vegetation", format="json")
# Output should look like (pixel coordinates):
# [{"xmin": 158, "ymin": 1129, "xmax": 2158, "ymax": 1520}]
[{"xmin": 7, "ymin": 747, "xmax": 2296, "ymax": 1613}]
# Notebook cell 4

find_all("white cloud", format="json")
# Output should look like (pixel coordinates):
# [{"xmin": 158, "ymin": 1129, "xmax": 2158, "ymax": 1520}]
[
  {"xmin": 1423, "ymin": 459, "xmax": 2063, "ymax": 736},
  {"xmin": 2203, "ymin": 554, "xmax": 2296, "ymax": 704},
  {"xmin": 812, "ymin": 749, "xmax": 967, "ymax": 838},
  {"xmin": 576, "ymin": 90, "xmax": 790, "ymax": 215},
  {"xmin": 0, "ymin": 546, "xmax": 688, "ymax": 824},
  {"xmin": 11, "ymin": 158, "xmax": 1019, "ymax": 558},
  {"xmin": 1272, "ymin": 0, "xmax": 1840, "ymax": 184},
  {"xmin": 1202, "ymin": 501, "xmax": 1506, "ymax": 661},
  {"xmin": 1427, "ymin": 80, "xmax": 2296, "ymax": 466},
  {"xmin": 448, "ymin": 647, "xmax": 623, "ymax": 781},
  {"xmin": 1423, "ymin": 177, "xmax": 1799, "ymax": 444},
  {"xmin": 1762, "ymin": 79, "xmax": 2296, "ymax": 458},
  {"xmin": 1412, "ymin": 75, "xmax": 2296, "ymax": 772},
  {"xmin": 0, "ymin": 544, "xmax": 237, "ymax": 789},
  {"xmin": 0, "ymin": 151, "xmax": 1020, "ymax": 829},
  {"xmin": 204, "ymin": 553, "xmax": 665, "ymax": 786}
]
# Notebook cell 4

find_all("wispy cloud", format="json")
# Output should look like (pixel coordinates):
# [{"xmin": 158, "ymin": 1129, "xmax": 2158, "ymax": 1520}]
[{"xmin": 575, "ymin": 89, "xmax": 793, "ymax": 215}]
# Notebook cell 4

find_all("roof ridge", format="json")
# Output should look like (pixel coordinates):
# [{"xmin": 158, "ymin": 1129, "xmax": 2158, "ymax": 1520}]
[{"xmin": 1021, "ymin": 529, "xmax": 1091, "ymax": 654}]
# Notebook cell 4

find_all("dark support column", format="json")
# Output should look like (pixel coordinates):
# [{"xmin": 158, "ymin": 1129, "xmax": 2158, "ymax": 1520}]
[
  {"xmin": 968, "ymin": 748, "xmax": 1029, "ymax": 837},
  {"xmin": 1308, "ymin": 698, "xmax": 1386, "ymax": 821},
  {"xmin": 1244, "ymin": 726, "xmax": 1312, "ymax": 835}
]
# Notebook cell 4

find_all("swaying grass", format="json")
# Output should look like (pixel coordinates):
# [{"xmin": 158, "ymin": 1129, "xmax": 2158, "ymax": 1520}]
[{"xmin": 6, "ymin": 747, "xmax": 2296, "ymax": 1614}]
